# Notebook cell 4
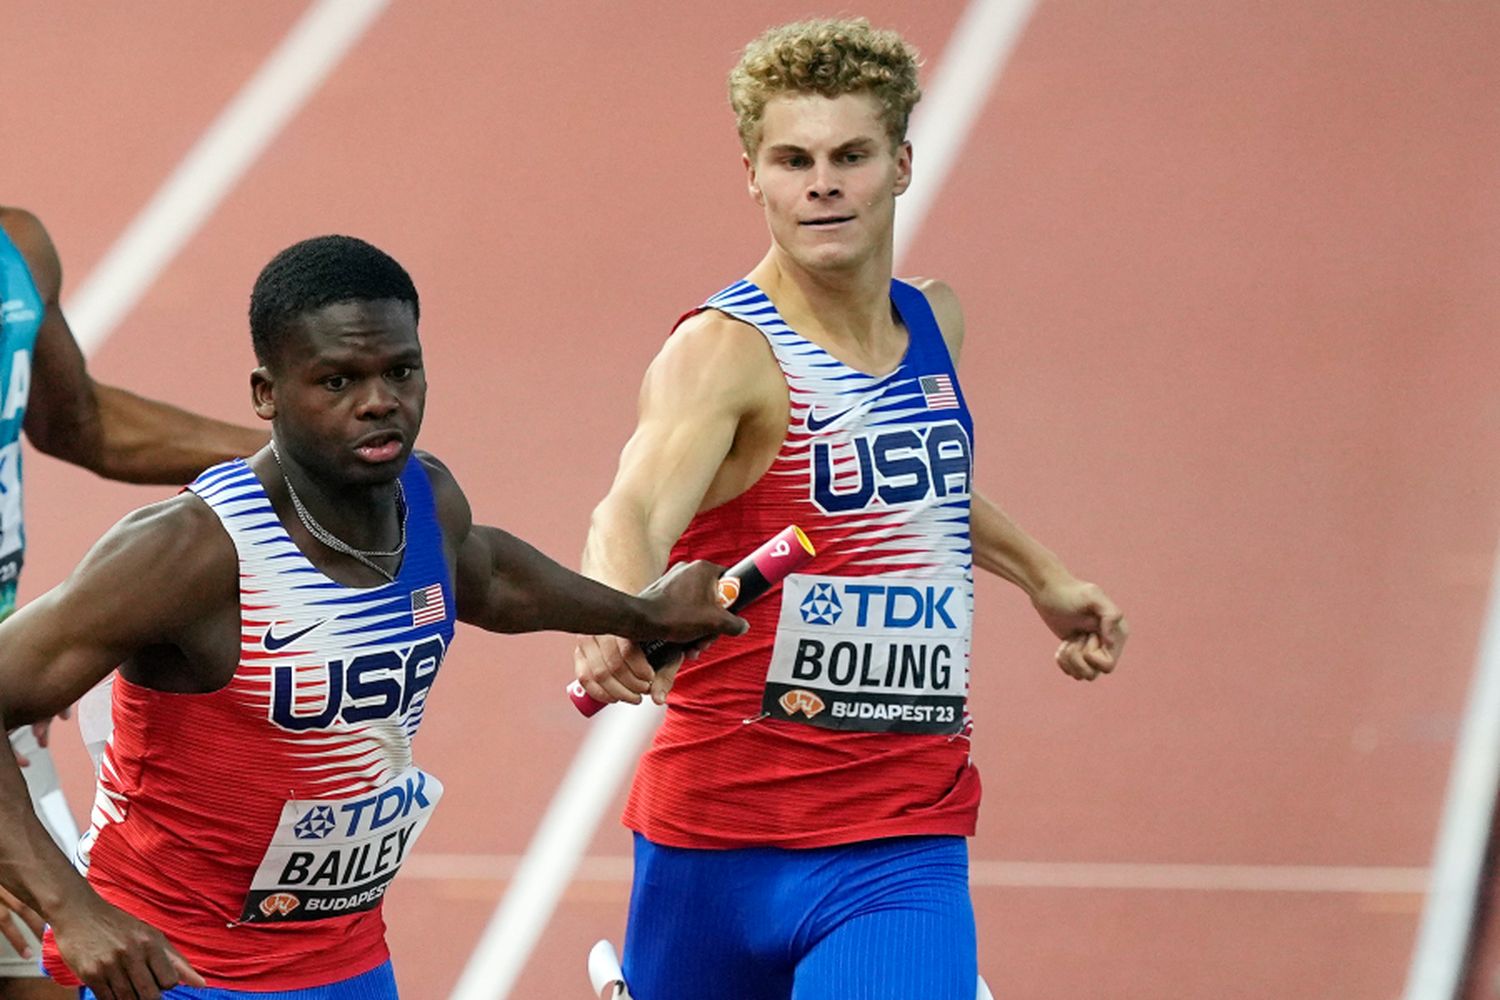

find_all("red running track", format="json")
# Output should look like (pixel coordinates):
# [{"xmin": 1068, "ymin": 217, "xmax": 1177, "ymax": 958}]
[{"xmin": 5, "ymin": 2, "xmax": 1500, "ymax": 996}]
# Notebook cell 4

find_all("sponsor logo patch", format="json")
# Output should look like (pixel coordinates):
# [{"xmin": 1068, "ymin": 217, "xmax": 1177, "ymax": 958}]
[
  {"xmin": 293, "ymin": 805, "xmax": 337, "ymax": 840},
  {"xmin": 778, "ymin": 689, "xmax": 826, "ymax": 718},
  {"xmin": 241, "ymin": 766, "xmax": 443, "ymax": 924},
  {"xmin": 259, "ymin": 892, "xmax": 300, "ymax": 917},
  {"xmin": 799, "ymin": 583, "xmax": 842, "ymax": 625},
  {"xmin": 805, "ymin": 404, "xmax": 857, "ymax": 433},
  {"xmin": 263, "ymin": 619, "xmax": 326, "ymax": 651}
]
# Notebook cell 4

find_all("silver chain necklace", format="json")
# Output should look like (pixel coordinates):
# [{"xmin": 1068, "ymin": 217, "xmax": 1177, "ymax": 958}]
[{"xmin": 270, "ymin": 443, "xmax": 407, "ymax": 582}]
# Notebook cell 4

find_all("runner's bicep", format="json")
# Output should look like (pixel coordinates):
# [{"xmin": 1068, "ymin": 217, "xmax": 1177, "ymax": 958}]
[
  {"xmin": 452, "ymin": 524, "xmax": 500, "ymax": 624},
  {"xmin": 607, "ymin": 406, "xmax": 739, "ymax": 552},
  {"xmin": 0, "ymin": 591, "xmax": 135, "ymax": 728},
  {"xmin": 609, "ymin": 331, "xmax": 753, "ymax": 541},
  {"xmin": 22, "ymin": 304, "xmax": 103, "ymax": 465}
]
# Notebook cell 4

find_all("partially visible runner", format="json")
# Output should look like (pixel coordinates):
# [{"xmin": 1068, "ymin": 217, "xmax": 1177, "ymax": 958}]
[
  {"xmin": 0, "ymin": 234, "xmax": 747, "ymax": 1000},
  {"xmin": 0, "ymin": 205, "xmax": 266, "ymax": 1000},
  {"xmin": 572, "ymin": 19, "xmax": 1129, "ymax": 1000}
]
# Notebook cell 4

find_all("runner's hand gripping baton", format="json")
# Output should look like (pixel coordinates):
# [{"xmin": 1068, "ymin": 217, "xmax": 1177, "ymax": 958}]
[{"xmin": 567, "ymin": 525, "xmax": 815, "ymax": 716}]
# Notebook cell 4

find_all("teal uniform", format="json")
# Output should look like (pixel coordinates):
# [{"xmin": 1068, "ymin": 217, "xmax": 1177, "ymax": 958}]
[
  {"xmin": 0, "ymin": 224, "xmax": 41, "ymax": 620},
  {"xmin": 0, "ymin": 222, "xmax": 60, "ymax": 982}
]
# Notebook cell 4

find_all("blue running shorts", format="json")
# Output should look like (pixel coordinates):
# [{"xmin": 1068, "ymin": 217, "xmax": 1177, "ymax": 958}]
[
  {"xmin": 623, "ymin": 834, "xmax": 977, "ymax": 1000},
  {"xmin": 81, "ymin": 959, "xmax": 398, "ymax": 999}
]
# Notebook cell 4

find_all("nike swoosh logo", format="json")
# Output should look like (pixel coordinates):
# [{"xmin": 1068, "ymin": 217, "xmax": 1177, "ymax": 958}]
[
  {"xmin": 805, "ymin": 405, "xmax": 856, "ymax": 433},
  {"xmin": 263, "ymin": 620, "xmax": 327, "ymax": 651}
]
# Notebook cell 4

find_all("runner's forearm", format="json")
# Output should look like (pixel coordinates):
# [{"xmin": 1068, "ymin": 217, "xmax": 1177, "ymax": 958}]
[
  {"xmin": 581, "ymin": 499, "xmax": 672, "ymax": 594},
  {"xmin": 0, "ymin": 747, "xmax": 94, "ymax": 917},
  {"xmin": 465, "ymin": 525, "xmax": 653, "ymax": 637},
  {"xmin": 971, "ymin": 492, "xmax": 1073, "ymax": 598},
  {"xmin": 90, "ymin": 384, "xmax": 267, "ymax": 484}
]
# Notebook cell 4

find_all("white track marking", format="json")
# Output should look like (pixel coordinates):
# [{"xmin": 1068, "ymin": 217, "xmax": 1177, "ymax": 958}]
[
  {"xmin": 1404, "ymin": 555, "xmax": 1500, "ymax": 999},
  {"xmin": 446, "ymin": 706, "xmax": 662, "ymax": 1000},
  {"xmin": 893, "ymin": 0, "xmax": 1039, "ymax": 265},
  {"xmin": 410, "ymin": 852, "xmax": 1427, "ymax": 894},
  {"xmin": 64, "ymin": 0, "xmax": 391, "ymax": 352}
]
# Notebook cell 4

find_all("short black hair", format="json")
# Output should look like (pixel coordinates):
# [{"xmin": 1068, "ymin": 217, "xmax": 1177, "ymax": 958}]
[{"xmin": 249, "ymin": 235, "xmax": 420, "ymax": 365}]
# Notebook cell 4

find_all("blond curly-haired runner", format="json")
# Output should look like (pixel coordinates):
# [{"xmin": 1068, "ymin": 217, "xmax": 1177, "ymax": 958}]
[{"xmin": 573, "ymin": 18, "xmax": 1129, "ymax": 999}]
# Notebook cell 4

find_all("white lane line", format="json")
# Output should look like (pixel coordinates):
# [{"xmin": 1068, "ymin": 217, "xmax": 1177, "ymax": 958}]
[
  {"xmin": 409, "ymin": 853, "xmax": 1427, "ymax": 895},
  {"xmin": 893, "ymin": 0, "xmax": 1039, "ymax": 265},
  {"xmin": 65, "ymin": 0, "xmax": 391, "ymax": 352},
  {"xmin": 967, "ymin": 861, "xmax": 1427, "ymax": 895},
  {"xmin": 1404, "ymin": 552, "xmax": 1500, "ymax": 1000},
  {"xmin": 446, "ymin": 705, "xmax": 662, "ymax": 1000},
  {"xmin": 440, "ymin": 7, "xmax": 1042, "ymax": 999}
]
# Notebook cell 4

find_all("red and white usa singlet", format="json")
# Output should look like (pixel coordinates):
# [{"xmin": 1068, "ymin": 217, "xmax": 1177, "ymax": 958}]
[
  {"xmin": 623, "ymin": 279, "xmax": 983, "ymax": 849},
  {"xmin": 43, "ymin": 458, "xmax": 455, "ymax": 989}
]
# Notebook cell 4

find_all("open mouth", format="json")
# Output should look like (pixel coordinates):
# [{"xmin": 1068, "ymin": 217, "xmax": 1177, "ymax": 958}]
[{"xmin": 353, "ymin": 430, "xmax": 405, "ymax": 463}]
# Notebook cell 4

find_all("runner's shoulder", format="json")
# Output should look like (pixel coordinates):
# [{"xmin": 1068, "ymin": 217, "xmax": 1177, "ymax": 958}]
[
  {"xmin": 0, "ymin": 206, "xmax": 61, "ymax": 299},
  {"xmin": 654, "ymin": 309, "xmax": 780, "ymax": 407},
  {"xmin": 902, "ymin": 276, "xmax": 964, "ymax": 359},
  {"xmin": 415, "ymin": 451, "xmax": 474, "ymax": 541},
  {"xmin": 76, "ymin": 493, "xmax": 237, "ymax": 608}
]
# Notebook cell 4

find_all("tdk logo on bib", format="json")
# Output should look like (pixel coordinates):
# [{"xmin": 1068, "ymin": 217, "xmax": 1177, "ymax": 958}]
[
  {"xmin": 799, "ymin": 584, "xmax": 842, "ymax": 625},
  {"xmin": 318, "ymin": 770, "xmax": 433, "ymax": 841},
  {"xmin": 294, "ymin": 806, "xmax": 337, "ymax": 840},
  {"xmin": 799, "ymin": 581, "xmax": 959, "ymax": 630},
  {"xmin": 810, "ymin": 421, "xmax": 971, "ymax": 514}
]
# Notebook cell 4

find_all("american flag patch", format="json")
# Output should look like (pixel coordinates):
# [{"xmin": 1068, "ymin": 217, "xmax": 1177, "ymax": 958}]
[
  {"xmin": 920, "ymin": 374, "xmax": 959, "ymax": 410},
  {"xmin": 411, "ymin": 584, "xmax": 446, "ymax": 627}
]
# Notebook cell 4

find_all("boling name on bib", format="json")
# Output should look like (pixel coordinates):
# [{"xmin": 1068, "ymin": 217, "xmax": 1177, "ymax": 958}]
[{"xmin": 762, "ymin": 573, "xmax": 970, "ymax": 735}]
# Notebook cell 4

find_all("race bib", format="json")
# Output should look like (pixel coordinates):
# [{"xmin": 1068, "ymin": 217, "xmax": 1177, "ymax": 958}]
[
  {"xmin": 240, "ymin": 765, "xmax": 442, "ymax": 923},
  {"xmin": 762, "ymin": 573, "xmax": 970, "ymax": 735}
]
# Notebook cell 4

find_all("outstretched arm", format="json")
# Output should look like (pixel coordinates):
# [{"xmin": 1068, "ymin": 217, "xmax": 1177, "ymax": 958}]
[
  {"xmin": 0, "ymin": 498, "xmax": 224, "ymax": 995},
  {"xmin": 425, "ymin": 454, "xmax": 746, "ymax": 643},
  {"xmin": 1, "ymin": 207, "xmax": 266, "ymax": 484},
  {"xmin": 581, "ymin": 312, "xmax": 775, "ymax": 592},
  {"xmin": 574, "ymin": 313, "xmax": 781, "ymax": 705}
]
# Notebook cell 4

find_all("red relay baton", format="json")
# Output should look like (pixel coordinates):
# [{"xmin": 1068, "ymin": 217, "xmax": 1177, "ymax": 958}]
[{"xmin": 568, "ymin": 525, "xmax": 815, "ymax": 717}]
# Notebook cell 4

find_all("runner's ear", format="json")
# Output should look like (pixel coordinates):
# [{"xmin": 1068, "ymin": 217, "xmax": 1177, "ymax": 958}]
[
  {"xmin": 744, "ymin": 153, "xmax": 764, "ymax": 205},
  {"xmin": 251, "ymin": 367, "xmax": 275, "ymax": 420}
]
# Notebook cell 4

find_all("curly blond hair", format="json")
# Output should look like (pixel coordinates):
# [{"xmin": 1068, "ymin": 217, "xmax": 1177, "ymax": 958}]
[{"xmin": 729, "ymin": 18, "xmax": 922, "ymax": 155}]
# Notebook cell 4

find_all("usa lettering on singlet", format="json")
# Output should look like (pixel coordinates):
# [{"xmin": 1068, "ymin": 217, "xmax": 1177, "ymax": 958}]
[
  {"xmin": 0, "ymin": 227, "xmax": 42, "ymax": 617},
  {"xmin": 43, "ymin": 457, "xmax": 456, "ymax": 989}
]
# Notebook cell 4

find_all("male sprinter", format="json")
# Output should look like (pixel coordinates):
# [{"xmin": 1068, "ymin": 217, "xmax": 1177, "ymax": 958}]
[
  {"xmin": 0, "ymin": 235, "xmax": 746, "ymax": 999},
  {"xmin": 572, "ymin": 19, "xmax": 1129, "ymax": 999},
  {"xmin": 1, "ymin": 205, "xmax": 266, "ymax": 1000}
]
